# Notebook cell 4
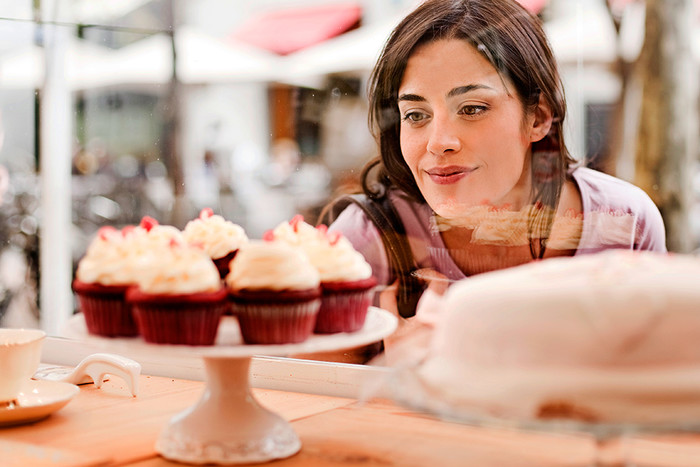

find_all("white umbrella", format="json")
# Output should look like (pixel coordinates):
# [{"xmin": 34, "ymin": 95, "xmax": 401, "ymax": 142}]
[
  {"xmin": 177, "ymin": 27, "xmax": 280, "ymax": 84},
  {"xmin": 76, "ymin": 26, "xmax": 281, "ymax": 88},
  {"xmin": 280, "ymin": 14, "xmax": 404, "ymax": 86},
  {"xmin": 76, "ymin": 33, "xmax": 171, "ymax": 88},
  {"xmin": 0, "ymin": 37, "xmax": 113, "ymax": 89}
]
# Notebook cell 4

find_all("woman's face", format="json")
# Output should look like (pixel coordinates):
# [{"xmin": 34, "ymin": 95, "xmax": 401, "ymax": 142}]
[{"xmin": 398, "ymin": 39, "xmax": 539, "ymax": 218}]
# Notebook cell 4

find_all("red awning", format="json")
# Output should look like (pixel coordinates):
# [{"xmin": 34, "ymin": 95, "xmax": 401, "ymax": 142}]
[
  {"xmin": 231, "ymin": 3, "xmax": 362, "ymax": 56},
  {"xmin": 517, "ymin": 0, "xmax": 549, "ymax": 14}
]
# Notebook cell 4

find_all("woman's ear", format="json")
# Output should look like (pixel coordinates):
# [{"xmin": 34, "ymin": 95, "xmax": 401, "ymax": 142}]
[{"xmin": 529, "ymin": 96, "xmax": 554, "ymax": 143}]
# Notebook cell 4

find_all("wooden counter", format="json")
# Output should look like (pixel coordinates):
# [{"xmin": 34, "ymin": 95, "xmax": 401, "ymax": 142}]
[{"xmin": 4, "ymin": 372, "xmax": 700, "ymax": 467}]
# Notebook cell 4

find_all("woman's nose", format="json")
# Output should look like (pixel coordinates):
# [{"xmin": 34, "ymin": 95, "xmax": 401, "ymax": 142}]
[{"xmin": 426, "ymin": 115, "xmax": 461, "ymax": 155}]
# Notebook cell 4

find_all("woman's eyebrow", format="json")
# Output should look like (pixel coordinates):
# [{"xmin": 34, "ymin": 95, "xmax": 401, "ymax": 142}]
[
  {"xmin": 398, "ymin": 84, "xmax": 495, "ymax": 103},
  {"xmin": 447, "ymin": 84, "xmax": 493, "ymax": 98},
  {"xmin": 397, "ymin": 93, "xmax": 425, "ymax": 102}
]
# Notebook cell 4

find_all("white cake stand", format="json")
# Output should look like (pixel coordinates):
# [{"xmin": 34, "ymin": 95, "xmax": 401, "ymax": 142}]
[
  {"xmin": 64, "ymin": 307, "xmax": 397, "ymax": 465},
  {"xmin": 390, "ymin": 364, "xmax": 700, "ymax": 467}
]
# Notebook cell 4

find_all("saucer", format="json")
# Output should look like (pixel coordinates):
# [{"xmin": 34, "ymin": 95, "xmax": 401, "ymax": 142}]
[{"xmin": 0, "ymin": 380, "xmax": 79, "ymax": 428}]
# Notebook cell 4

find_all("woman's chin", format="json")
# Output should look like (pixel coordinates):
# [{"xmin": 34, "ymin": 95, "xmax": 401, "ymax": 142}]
[{"xmin": 429, "ymin": 199, "xmax": 482, "ymax": 219}]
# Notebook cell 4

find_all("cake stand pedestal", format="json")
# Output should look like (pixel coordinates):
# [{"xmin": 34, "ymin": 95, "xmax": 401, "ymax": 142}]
[
  {"xmin": 63, "ymin": 307, "xmax": 397, "ymax": 465},
  {"xmin": 156, "ymin": 356, "xmax": 300, "ymax": 464}
]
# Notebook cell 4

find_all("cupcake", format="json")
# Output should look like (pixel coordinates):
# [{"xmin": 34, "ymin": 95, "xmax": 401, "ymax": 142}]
[
  {"xmin": 126, "ymin": 240, "xmax": 227, "ymax": 345},
  {"xmin": 73, "ymin": 217, "xmax": 190, "ymax": 338},
  {"xmin": 73, "ymin": 226, "xmax": 141, "ymax": 337},
  {"xmin": 182, "ymin": 208, "xmax": 248, "ymax": 278},
  {"xmin": 225, "ymin": 241, "xmax": 321, "ymax": 344},
  {"xmin": 267, "ymin": 216, "xmax": 377, "ymax": 333}
]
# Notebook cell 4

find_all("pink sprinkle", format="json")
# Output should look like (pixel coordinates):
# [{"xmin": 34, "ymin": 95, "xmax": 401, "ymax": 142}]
[
  {"xmin": 328, "ymin": 231, "xmax": 342, "ymax": 246},
  {"xmin": 98, "ymin": 226, "xmax": 118, "ymax": 240},
  {"xmin": 262, "ymin": 230, "xmax": 275, "ymax": 242},
  {"xmin": 316, "ymin": 224, "xmax": 328, "ymax": 236},
  {"xmin": 139, "ymin": 216, "xmax": 159, "ymax": 232},
  {"xmin": 121, "ymin": 225, "xmax": 135, "ymax": 236},
  {"xmin": 290, "ymin": 214, "xmax": 304, "ymax": 232},
  {"xmin": 200, "ymin": 208, "xmax": 214, "ymax": 219}
]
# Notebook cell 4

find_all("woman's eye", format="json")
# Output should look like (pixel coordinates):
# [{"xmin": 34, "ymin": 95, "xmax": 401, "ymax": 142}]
[
  {"xmin": 402, "ymin": 111, "xmax": 428, "ymax": 123},
  {"xmin": 459, "ymin": 105, "xmax": 487, "ymax": 116}
]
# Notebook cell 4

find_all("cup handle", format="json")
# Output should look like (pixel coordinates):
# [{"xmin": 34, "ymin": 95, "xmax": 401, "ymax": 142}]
[{"xmin": 33, "ymin": 353, "xmax": 141, "ymax": 397}]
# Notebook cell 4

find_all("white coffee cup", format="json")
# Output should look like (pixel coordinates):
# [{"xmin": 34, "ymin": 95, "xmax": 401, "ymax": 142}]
[{"xmin": 0, "ymin": 328, "xmax": 46, "ymax": 403}]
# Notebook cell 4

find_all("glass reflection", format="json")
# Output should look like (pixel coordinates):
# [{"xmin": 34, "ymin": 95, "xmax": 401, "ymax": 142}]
[{"xmin": 0, "ymin": 0, "xmax": 697, "ymax": 370}]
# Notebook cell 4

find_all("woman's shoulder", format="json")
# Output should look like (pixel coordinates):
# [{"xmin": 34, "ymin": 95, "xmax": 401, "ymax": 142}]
[
  {"xmin": 572, "ymin": 166, "xmax": 659, "ymax": 211},
  {"xmin": 572, "ymin": 166, "xmax": 666, "ymax": 252}
]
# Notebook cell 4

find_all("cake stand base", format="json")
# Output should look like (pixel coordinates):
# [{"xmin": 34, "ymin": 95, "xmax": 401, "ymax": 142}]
[{"xmin": 156, "ymin": 356, "xmax": 300, "ymax": 465}]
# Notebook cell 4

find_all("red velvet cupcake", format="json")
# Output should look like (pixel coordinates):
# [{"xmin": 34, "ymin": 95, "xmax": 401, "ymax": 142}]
[
  {"xmin": 73, "ymin": 218, "xmax": 188, "ymax": 338},
  {"xmin": 73, "ymin": 226, "xmax": 139, "ymax": 337},
  {"xmin": 267, "ymin": 218, "xmax": 377, "ymax": 334},
  {"xmin": 226, "ymin": 241, "xmax": 321, "ymax": 344},
  {"xmin": 127, "ymin": 241, "xmax": 227, "ymax": 345},
  {"xmin": 182, "ymin": 208, "xmax": 249, "ymax": 279}
]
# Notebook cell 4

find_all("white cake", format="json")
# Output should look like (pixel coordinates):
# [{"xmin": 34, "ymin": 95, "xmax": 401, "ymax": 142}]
[{"xmin": 417, "ymin": 250, "xmax": 700, "ymax": 424}]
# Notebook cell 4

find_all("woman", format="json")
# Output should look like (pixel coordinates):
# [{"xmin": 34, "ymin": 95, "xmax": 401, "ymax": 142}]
[{"xmin": 324, "ymin": 0, "xmax": 666, "ymax": 324}]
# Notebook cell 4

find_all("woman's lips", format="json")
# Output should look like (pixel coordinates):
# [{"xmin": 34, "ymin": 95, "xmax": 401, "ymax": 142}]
[{"xmin": 426, "ymin": 166, "xmax": 476, "ymax": 185}]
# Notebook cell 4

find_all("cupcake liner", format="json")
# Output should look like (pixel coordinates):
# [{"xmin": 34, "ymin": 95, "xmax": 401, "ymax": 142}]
[
  {"xmin": 127, "ymin": 288, "xmax": 227, "ymax": 345},
  {"xmin": 315, "ymin": 277, "xmax": 377, "ymax": 334},
  {"xmin": 229, "ymin": 298, "xmax": 320, "ymax": 345},
  {"xmin": 72, "ymin": 280, "xmax": 137, "ymax": 337}
]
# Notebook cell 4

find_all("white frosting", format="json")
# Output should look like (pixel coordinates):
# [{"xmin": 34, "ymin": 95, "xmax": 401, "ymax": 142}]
[
  {"xmin": 183, "ymin": 210, "xmax": 248, "ymax": 259},
  {"xmin": 226, "ymin": 241, "xmax": 320, "ymax": 292},
  {"xmin": 270, "ymin": 216, "xmax": 372, "ymax": 283},
  {"xmin": 76, "ymin": 227, "xmax": 151, "ymax": 286},
  {"xmin": 127, "ymin": 224, "xmax": 186, "ymax": 256},
  {"xmin": 76, "ymin": 223, "xmax": 205, "ymax": 289},
  {"xmin": 133, "ymin": 243, "xmax": 222, "ymax": 295},
  {"xmin": 269, "ymin": 216, "xmax": 319, "ymax": 247},
  {"xmin": 300, "ymin": 235, "xmax": 372, "ymax": 282},
  {"xmin": 418, "ymin": 250, "xmax": 700, "ymax": 423}
]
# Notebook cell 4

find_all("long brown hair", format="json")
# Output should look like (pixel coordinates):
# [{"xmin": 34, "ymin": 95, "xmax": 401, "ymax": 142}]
[{"xmin": 363, "ymin": 0, "xmax": 577, "ymax": 258}]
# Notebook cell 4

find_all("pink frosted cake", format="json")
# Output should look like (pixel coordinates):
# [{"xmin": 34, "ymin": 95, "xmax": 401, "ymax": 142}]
[
  {"xmin": 226, "ymin": 241, "xmax": 321, "ymax": 344},
  {"xmin": 267, "ymin": 216, "xmax": 376, "ymax": 333},
  {"xmin": 182, "ymin": 208, "xmax": 249, "ymax": 278},
  {"xmin": 126, "ymin": 239, "xmax": 227, "ymax": 345},
  {"xmin": 416, "ymin": 250, "xmax": 700, "ymax": 424}
]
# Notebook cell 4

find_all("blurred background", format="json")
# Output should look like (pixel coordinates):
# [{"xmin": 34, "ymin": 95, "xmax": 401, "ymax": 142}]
[{"xmin": 0, "ymin": 0, "xmax": 697, "ymax": 333}]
